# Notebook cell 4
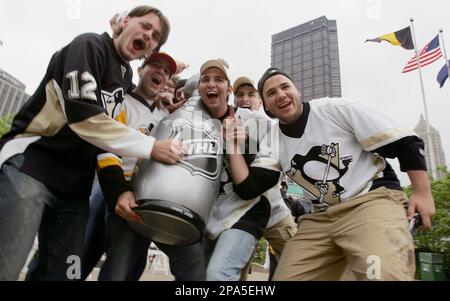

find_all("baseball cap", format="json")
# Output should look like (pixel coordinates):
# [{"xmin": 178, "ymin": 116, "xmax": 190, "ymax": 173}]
[
  {"xmin": 200, "ymin": 58, "xmax": 230, "ymax": 81},
  {"xmin": 257, "ymin": 67, "xmax": 293, "ymax": 118},
  {"xmin": 257, "ymin": 67, "xmax": 292, "ymax": 101},
  {"xmin": 233, "ymin": 76, "xmax": 257, "ymax": 95},
  {"xmin": 175, "ymin": 79, "xmax": 187, "ymax": 91},
  {"xmin": 143, "ymin": 52, "xmax": 177, "ymax": 77}
]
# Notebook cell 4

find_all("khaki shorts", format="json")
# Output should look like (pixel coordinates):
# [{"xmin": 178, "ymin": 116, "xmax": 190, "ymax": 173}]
[
  {"xmin": 263, "ymin": 214, "xmax": 297, "ymax": 259},
  {"xmin": 273, "ymin": 187, "xmax": 416, "ymax": 281},
  {"xmin": 240, "ymin": 214, "xmax": 297, "ymax": 280}
]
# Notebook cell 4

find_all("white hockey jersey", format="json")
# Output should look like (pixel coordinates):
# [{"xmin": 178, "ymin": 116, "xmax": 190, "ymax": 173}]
[
  {"xmin": 97, "ymin": 92, "xmax": 169, "ymax": 179},
  {"xmin": 205, "ymin": 108, "xmax": 290, "ymax": 239},
  {"xmin": 255, "ymin": 98, "xmax": 418, "ymax": 211}
]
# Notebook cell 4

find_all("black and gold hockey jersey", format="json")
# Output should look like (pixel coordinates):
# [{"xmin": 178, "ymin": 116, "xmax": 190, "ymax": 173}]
[{"xmin": 0, "ymin": 33, "xmax": 156, "ymax": 200}]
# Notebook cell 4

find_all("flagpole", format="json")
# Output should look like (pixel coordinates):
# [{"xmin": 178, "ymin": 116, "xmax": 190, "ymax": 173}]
[
  {"xmin": 410, "ymin": 18, "xmax": 438, "ymax": 179},
  {"xmin": 439, "ymin": 29, "xmax": 450, "ymax": 81}
]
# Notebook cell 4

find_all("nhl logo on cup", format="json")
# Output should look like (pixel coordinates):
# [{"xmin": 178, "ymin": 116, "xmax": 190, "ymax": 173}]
[{"xmin": 169, "ymin": 118, "xmax": 221, "ymax": 181}]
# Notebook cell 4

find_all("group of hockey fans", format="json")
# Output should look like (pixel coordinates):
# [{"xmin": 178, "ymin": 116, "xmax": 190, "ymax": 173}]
[{"xmin": 0, "ymin": 5, "xmax": 435, "ymax": 281}]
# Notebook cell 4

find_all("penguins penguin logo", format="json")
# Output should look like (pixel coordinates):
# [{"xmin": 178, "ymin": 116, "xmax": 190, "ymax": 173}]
[{"xmin": 289, "ymin": 143, "xmax": 353, "ymax": 206}]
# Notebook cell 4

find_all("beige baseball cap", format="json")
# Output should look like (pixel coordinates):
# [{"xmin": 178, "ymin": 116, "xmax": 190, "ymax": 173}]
[
  {"xmin": 200, "ymin": 58, "xmax": 230, "ymax": 81},
  {"xmin": 233, "ymin": 76, "xmax": 257, "ymax": 95}
]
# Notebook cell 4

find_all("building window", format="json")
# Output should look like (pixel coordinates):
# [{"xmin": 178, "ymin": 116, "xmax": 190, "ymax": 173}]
[
  {"xmin": 292, "ymin": 63, "xmax": 302, "ymax": 74},
  {"xmin": 274, "ymin": 54, "xmax": 283, "ymax": 63},
  {"xmin": 314, "ymin": 75, "xmax": 325, "ymax": 84},
  {"xmin": 293, "ymin": 55, "xmax": 303, "ymax": 65},
  {"xmin": 303, "ymin": 66, "xmax": 313, "ymax": 77},
  {"xmin": 313, "ymin": 66, "xmax": 324, "ymax": 75},
  {"xmin": 331, "ymin": 60, "xmax": 340, "ymax": 68},
  {"xmin": 5, "ymin": 88, "xmax": 18, "ymax": 115},
  {"xmin": 0, "ymin": 85, "xmax": 11, "ymax": 114},
  {"xmin": 292, "ymin": 46, "xmax": 302, "ymax": 57},
  {"xmin": 302, "ymin": 61, "xmax": 313, "ymax": 71},
  {"xmin": 284, "ymin": 67, "xmax": 293, "ymax": 75},
  {"xmin": 313, "ymin": 57, "xmax": 323, "ymax": 67},
  {"xmin": 330, "ymin": 49, "xmax": 339, "ymax": 57},
  {"xmin": 284, "ymin": 50, "xmax": 293, "ymax": 59},
  {"xmin": 312, "ymin": 31, "xmax": 322, "ymax": 41},
  {"xmin": 283, "ymin": 41, "xmax": 292, "ymax": 50},
  {"xmin": 303, "ymin": 43, "xmax": 312, "ymax": 53},
  {"xmin": 313, "ymin": 41, "xmax": 322, "ymax": 50},
  {"xmin": 293, "ymin": 72, "xmax": 303, "ymax": 81},
  {"xmin": 331, "ymin": 71, "xmax": 341, "ymax": 79},
  {"xmin": 302, "ymin": 36, "xmax": 311, "ymax": 45},
  {"xmin": 10, "ymin": 98, "xmax": 20, "ymax": 114},
  {"xmin": 302, "ymin": 51, "xmax": 313, "ymax": 61},
  {"xmin": 303, "ymin": 78, "xmax": 313, "ymax": 88},
  {"xmin": 330, "ymin": 43, "xmax": 339, "ymax": 51},
  {"xmin": 274, "ymin": 44, "xmax": 283, "ymax": 55},
  {"xmin": 283, "ymin": 58, "xmax": 293, "ymax": 66},
  {"xmin": 273, "ymin": 61, "xmax": 283, "ymax": 69},
  {"xmin": 313, "ymin": 50, "xmax": 323, "ymax": 59},
  {"xmin": 293, "ymin": 38, "xmax": 302, "ymax": 48},
  {"xmin": 303, "ymin": 87, "xmax": 313, "ymax": 96}
]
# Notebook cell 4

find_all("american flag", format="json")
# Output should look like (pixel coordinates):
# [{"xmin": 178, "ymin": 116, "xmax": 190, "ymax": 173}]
[{"xmin": 402, "ymin": 35, "xmax": 442, "ymax": 73}]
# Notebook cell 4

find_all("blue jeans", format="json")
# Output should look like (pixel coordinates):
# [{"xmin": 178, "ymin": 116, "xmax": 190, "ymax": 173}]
[
  {"xmin": 0, "ymin": 155, "xmax": 89, "ymax": 281},
  {"xmin": 98, "ymin": 211, "xmax": 207, "ymax": 281},
  {"xmin": 205, "ymin": 229, "xmax": 257, "ymax": 281},
  {"xmin": 98, "ymin": 211, "xmax": 150, "ymax": 281},
  {"xmin": 81, "ymin": 182, "xmax": 107, "ymax": 280},
  {"xmin": 156, "ymin": 241, "xmax": 206, "ymax": 281}
]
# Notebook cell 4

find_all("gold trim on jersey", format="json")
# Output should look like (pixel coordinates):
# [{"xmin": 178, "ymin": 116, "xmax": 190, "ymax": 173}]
[
  {"xmin": 361, "ymin": 128, "xmax": 412, "ymax": 151},
  {"xmin": 250, "ymin": 156, "xmax": 282, "ymax": 172},
  {"xmin": 114, "ymin": 110, "xmax": 127, "ymax": 125},
  {"xmin": 70, "ymin": 112, "xmax": 131, "ymax": 141},
  {"xmin": 23, "ymin": 81, "xmax": 66, "ymax": 137},
  {"xmin": 97, "ymin": 153, "xmax": 122, "ymax": 170}
]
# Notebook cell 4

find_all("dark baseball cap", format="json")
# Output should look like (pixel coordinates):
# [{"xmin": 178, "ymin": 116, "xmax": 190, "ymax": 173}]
[
  {"xmin": 257, "ymin": 67, "xmax": 293, "ymax": 118},
  {"xmin": 257, "ymin": 67, "xmax": 292, "ymax": 101}
]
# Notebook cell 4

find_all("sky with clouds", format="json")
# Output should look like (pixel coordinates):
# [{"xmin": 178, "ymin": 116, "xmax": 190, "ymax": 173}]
[{"xmin": 1, "ymin": 0, "xmax": 449, "ymax": 185}]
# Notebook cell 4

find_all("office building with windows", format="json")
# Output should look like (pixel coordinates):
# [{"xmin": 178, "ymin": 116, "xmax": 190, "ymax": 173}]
[
  {"xmin": 0, "ymin": 68, "xmax": 29, "ymax": 116},
  {"xmin": 415, "ymin": 115, "xmax": 447, "ymax": 179},
  {"xmin": 271, "ymin": 16, "xmax": 342, "ymax": 102}
]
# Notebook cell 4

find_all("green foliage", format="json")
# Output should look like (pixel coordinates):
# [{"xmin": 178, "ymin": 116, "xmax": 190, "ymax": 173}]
[
  {"xmin": 252, "ymin": 239, "xmax": 268, "ymax": 265},
  {"xmin": 405, "ymin": 172, "xmax": 450, "ymax": 279},
  {"xmin": 0, "ymin": 114, "xmax": 14, "ymax": 138}
]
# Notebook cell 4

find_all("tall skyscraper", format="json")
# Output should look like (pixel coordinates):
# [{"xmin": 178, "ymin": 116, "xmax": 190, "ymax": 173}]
[
  {"xmin": 0, "ymin": 68, "xmax": 29, "ymax": 116},
  {"xmin": 271, "ymin": 16, "xmax": 342, "ymax": 102},
  {"xmin": 415, "ymin": 115, "xmax": 447, "ymax": 179}
]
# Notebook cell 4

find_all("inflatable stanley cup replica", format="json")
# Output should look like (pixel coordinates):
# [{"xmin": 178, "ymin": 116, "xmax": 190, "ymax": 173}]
[{"xmin": 129, "ymin": 96, "xmax": 223, "ymax": 245}]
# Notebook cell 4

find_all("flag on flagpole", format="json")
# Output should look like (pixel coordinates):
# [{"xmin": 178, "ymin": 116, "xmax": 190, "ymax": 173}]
[
  {"xmin": 366, "ymin": 26, "xmax": 414, "ymax": 50},
  {"xmin": 402, "ymin": 35, "xmax": 443, "ymax": 73},
  {"xmin": 437, "ymin": 60, "xmax": 449, "ymax": 87}
]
